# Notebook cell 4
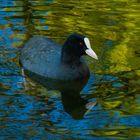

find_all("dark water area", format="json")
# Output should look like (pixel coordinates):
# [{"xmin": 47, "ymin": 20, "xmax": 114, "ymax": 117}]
[{"xmin": 0, "ymin": 0, "xmax": 140, "ymax": 139}]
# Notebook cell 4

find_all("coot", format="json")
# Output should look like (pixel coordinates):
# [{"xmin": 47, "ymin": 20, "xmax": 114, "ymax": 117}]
[{"xmin": 20, "ymin": 33, "xmax": 98, "ymax": 80}]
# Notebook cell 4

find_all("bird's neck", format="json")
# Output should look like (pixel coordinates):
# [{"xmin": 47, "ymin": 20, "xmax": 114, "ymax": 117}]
[{"xmin": 61, "ymin": 42, "xmax": 81, "ymax": 65}]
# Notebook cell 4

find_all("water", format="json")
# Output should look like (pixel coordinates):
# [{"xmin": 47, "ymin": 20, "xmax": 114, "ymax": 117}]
[{"xmin": 0, "ymin": 0, "xmax": 140, "ymax": 139}]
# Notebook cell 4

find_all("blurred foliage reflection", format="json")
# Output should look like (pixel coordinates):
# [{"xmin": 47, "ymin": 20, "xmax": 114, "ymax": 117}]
[{"xmin": 0, "ymin": 0, "xmax": 140, "ymax": 139}]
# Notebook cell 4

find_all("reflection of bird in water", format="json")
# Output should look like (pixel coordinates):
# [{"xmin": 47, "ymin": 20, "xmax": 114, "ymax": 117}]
[
  {"xmin": 22, "ymin": 70, "xmax": 96, "ymax": 119},
  {"xmin": 61, "ymin": 91, "xmax": 96, "ymax": 119}
]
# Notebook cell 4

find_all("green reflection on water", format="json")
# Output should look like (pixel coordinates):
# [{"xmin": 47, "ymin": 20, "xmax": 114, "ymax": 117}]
[
  {"xmin": 18, "ymin": 0, "xmax": 140, "ymax": 73},
  {"xmin": 0, "ymin": 0, "xmax": 140, "ymax": 139}
]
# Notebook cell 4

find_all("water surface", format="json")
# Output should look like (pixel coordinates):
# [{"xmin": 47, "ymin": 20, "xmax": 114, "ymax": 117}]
[{"xmin": 0, "ymin": 0, "xmax": 140, "ymax": 139}]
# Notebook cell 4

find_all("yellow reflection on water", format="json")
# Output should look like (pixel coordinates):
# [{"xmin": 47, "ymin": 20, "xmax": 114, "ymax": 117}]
[{"xmin": 0, "ymin": 0, "xmax": 140, "ymax": 139}]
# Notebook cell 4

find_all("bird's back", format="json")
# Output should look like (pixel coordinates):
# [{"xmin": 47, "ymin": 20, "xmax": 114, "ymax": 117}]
[{"xmin": 20, "ymin": 35, "xmax": 61, "ymax": 77}]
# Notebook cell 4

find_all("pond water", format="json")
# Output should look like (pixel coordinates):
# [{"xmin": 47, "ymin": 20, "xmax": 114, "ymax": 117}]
[{"xmin": 0, "ymin": 0, "xmax": 140, "ymax": 139}]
